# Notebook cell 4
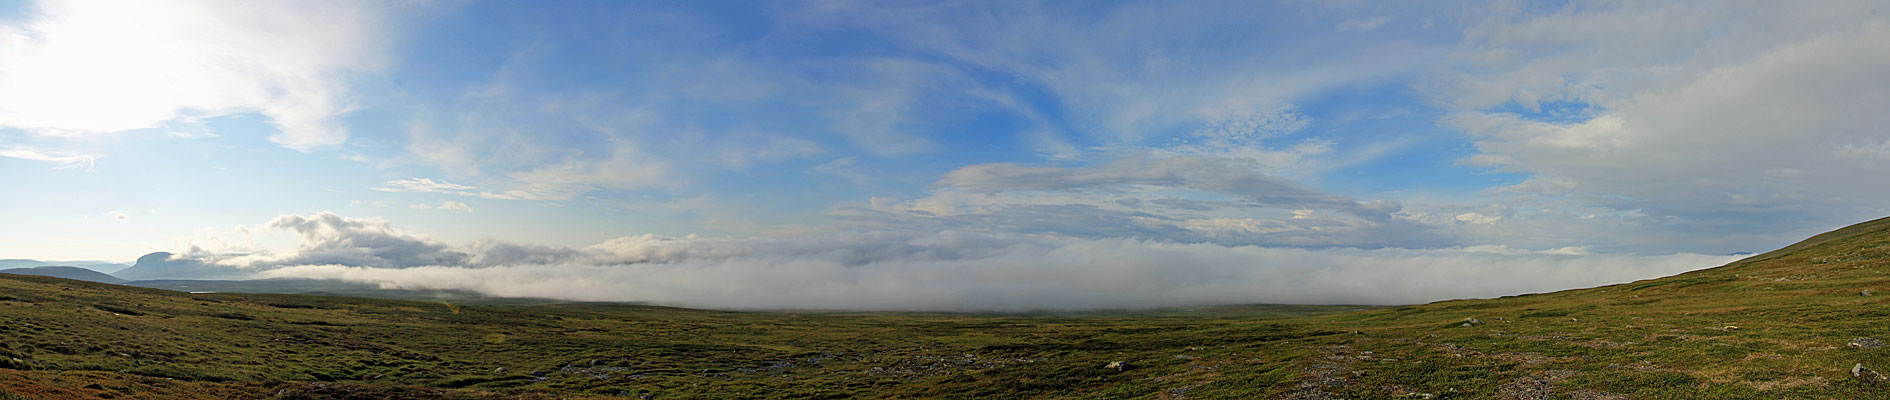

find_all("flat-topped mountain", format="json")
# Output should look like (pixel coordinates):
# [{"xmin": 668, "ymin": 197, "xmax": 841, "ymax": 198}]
[{"xmin": 110, "ymin": 252, "xmax": 252, "ymax": 281}]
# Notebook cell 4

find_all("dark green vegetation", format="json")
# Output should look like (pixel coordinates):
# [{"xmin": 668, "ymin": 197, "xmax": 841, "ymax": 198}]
[{"xmin": 6, "ymin": 217, "xmax": 1890, "ymax": 399}]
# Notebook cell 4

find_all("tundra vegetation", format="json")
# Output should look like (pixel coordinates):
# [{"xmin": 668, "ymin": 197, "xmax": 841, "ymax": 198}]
[{"xmin": 5, "ymin": 217, "xmax": 1890, "ymax": 399}]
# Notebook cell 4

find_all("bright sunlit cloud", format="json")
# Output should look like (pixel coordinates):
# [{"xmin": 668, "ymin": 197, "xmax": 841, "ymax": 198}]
[{"xmin": 0, "ymin": 0, "xmax": 391, "ymax": 149}]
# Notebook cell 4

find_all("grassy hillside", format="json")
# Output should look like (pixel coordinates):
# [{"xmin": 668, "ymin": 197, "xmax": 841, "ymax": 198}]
[{"xmin": 4, "ymin": 217, "xmax": 1890, "ymax": 399}]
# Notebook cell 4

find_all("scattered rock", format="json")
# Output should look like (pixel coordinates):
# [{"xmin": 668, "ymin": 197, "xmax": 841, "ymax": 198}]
[
  {"xmin": 1855, "ymin": 363, "xmax": 1888, "ymax": 382},
  {"xmin": 1850, "ymin": 338, "xmax": 1885, "ymax": 349},
  {"xmin": 1497, "ymin": 370, "xmax": 1583, "ymax": 400},
  {"xmin": 1105, "ymin": 361, "xmax": 1129, "ymax": 371}
]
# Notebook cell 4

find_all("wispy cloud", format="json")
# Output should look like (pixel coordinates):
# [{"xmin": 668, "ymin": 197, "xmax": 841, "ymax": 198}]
[
  {"xmin": 374, "ymin": 178, "xmax": 477, "ymax": 194},
  {"xmin": 373, "ymin": 177, "xmax": 572, "ymax": 202},
  {"xmin": 1429, "ymin": 1, "xmax": 1890, "ymax": 247},
  {"xmin": 0, "ymin": 145, "xmax": 96, "ymax": 169}
]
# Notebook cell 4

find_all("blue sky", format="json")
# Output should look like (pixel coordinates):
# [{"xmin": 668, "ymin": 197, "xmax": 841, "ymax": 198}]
[{"xmin": 2, "ymin": 1, "xmax": 1887, "ymax": 309}]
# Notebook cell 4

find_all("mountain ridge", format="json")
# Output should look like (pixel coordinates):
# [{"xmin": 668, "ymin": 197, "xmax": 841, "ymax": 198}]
[{"xmin": 0, "ymin": 266, "xmax": 123, "ymax": 284}]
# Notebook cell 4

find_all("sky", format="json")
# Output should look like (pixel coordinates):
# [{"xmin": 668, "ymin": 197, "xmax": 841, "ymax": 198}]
[{"xmin": 2, "ymin": 0, "xmax": 1888, "ymax": 310}]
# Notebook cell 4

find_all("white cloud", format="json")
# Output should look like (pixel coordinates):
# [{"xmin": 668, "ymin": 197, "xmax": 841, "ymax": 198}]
[
  {"xmin": 372, "ymin": 177, "xmax": 585, "ymax": 203},
  {"xmin": 0, "ymin": 0, "xmax": 397, "ymax": 150},
  {"xmin": 0, "ymin": 145, "xmax": 96, "ymax": 169},
  {"xmin": 439, "ymin": 200, "xmax": 474, "ymax": 214},
  {"xmin": 374, "ymin": 178, "xmax": 477, "ymax": 194}
]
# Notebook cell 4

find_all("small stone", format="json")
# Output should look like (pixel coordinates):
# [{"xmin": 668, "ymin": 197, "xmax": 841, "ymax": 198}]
[
  {"xmin": 1864, "ymin": 289, "xmax": 1875, "ymax": 297},
  {"xmin": 1104, "ymin": 361, "xmax": 1129, "ymax": 371},
  {"xmin": 1851, "ymin": 338, "xmax": 1885, "ymax": 348},
  {"xmin": 494, "ymin": 367, "xmax": 508, "ymax": 374},
  {"xmin": 1856, "ymin": 363, "xmax": 1888, "ymax": 382}
]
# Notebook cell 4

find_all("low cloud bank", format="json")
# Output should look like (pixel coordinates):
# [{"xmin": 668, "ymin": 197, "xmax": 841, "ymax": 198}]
[{"xmin": 234, "ymin": 218, "xmax": 1738, "ymax": 311}]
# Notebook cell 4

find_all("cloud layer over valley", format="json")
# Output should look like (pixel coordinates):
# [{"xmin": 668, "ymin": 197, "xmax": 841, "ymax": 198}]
[{"xmin": 153, "ymin": 213, "xmax": 1739, "ymax": 311}]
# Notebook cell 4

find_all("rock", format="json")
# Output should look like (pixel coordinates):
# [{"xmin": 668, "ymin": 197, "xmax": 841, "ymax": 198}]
[
  {"xmin": 494, "ymin": 367, "xmax": 508, "ymax": 374},
  {"xmin": 1461, "ymin": 318, "xmax": 1482, "ymax": 327},
  {"xmin": 1104, "ymin": 361, "xmax": 1129, "ymax": 371},
  {"xmin": 1865, "ymin": 289, "xmax": 1875, "ymax": 297},
  {"xmin": 1855, "ymin": 363, "xmax": 1888, "ymax": 382},
  {"xmin": 1851, "ymin": 338, "xmax": 1885, "ymax": 348}
]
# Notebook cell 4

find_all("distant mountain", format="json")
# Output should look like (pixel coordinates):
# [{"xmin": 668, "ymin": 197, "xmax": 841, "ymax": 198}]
[
  {"xmin": 0, "ymin": 266, "xmax": 125, "ymax": 284},
  {"xmin": 112, "ymin": 252, "xmax": 254, "ymax": 281},
  {"xmin": 0, "ymin": 259, "xmax": 129, "ymax": 273}
]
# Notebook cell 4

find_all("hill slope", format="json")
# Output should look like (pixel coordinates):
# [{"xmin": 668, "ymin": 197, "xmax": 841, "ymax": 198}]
[
  {"xmin": 0, "ymin": 260, "xmax": 128, "ymax": 274},
  {"xmin": 0, "ymin": 267, "xmax": 124, "ymax": 284},
  {"xmin": 4, "ymin": 217, "xmax": 1890, "ymax": 399}
]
